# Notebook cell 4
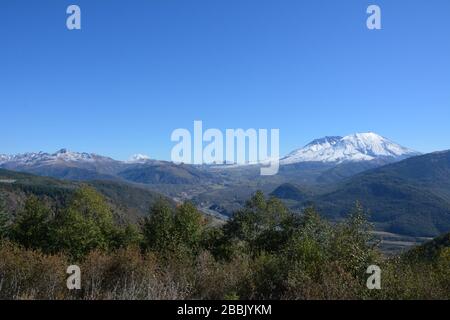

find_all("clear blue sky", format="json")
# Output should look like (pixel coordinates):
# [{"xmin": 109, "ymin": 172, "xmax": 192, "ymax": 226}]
[{"xmin": 1, "ymin": 0, "xmax": 449, "ymax": 160}]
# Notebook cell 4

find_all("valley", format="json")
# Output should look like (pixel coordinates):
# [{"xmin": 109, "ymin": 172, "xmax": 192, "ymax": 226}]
[{"xmin": 1, "ymin": 132, "xmax": 450, "ymax": 252}]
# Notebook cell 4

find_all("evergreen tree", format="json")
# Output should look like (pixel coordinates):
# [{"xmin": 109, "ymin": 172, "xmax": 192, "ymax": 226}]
[{"xmin": 10, "ymin": 196, "xmax": 53, "ymax": 251}]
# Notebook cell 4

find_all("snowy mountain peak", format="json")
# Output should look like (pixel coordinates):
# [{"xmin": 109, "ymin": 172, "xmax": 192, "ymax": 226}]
[
  {"xmin": 52, "ymin": 149, "xmax": 96, "ymax": 161},
  {"xmin": 281, "ymin": 132, "xmax": 420, "ymax": 164},
  {"xmin": 304, "ymin": 136, "xmax": 342, "ymax": 149},
  {"xmin": 0, "ymin": 149, "xmax": 114, "ymax": 166},
  {"xmin": 0, "ymin": 154, "xmax": 11, "ymax": 163},
  {"xmin": 127, "ymin": 154, "xmax": 151, "ymax": 163},
  {"xmin": 55, "ymin": 148, "xmax": 69, "ymax": 154}
]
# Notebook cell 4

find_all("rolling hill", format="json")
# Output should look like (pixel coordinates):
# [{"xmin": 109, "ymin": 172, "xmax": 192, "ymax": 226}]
[
  {"xmin": 117, "ymin": 162, "xmax": 218, "ymax": 185},
  {"xmin": 273, "ymin": 151, "xmax": 450, "ymax": 237},
  {"xmin": 270, "ymin": 183, "xmax": 309, "ymax": 201},
  {"xmin": 0, "ymin": 168, "xmax": 169, "ymax": 223},
  {"xmin": 405, "ymin": 232, "xmax": 450, "ymax": 261}
]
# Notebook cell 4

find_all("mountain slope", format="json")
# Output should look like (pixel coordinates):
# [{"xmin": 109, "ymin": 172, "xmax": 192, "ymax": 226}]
[
  {"xmin": 270, "ymin": 183, "xmax": 309, "ymax": 201},
  {"xmin": 0, "ymin": 149, "xmax": 117, "ymax": 167},
  {"xmin": 281, "ymin": 132, "xmax": 419, "ymax": 164},
  {"xmin": 1, "ymin": 132, "xmax": 418, "ymax": 187},
  {"xmin": 117, "ymin": 162, "xmax": 218, "ymax": 185},
  {"xmin": 23, "ymin": 165, "xmax": 119, "ymax": 181},
  {"xmin": 0, "ymin": 149, "xmax": 223, "ymax": 187},
  {"xmin": 405, "ymin": 232, "xmax": 450, "ymax": 261},
  {"xmin": 312, "ymin": 151, "xmax": 450, "ymax": 237},
  {"xmin": 0, "ymin": 149, "xmax": 126, "ymax": 179},
  {"xmin": 0, "ymin": 168, "xmax": 169, "ymax": 223}
]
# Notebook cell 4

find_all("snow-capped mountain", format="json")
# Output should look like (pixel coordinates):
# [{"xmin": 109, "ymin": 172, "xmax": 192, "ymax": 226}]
[
  {"xmin": 127, "ymin": 154, "xmax": 151, "ymax": 163},
  {"xmin": 0, "ymin": 149, "xmax": 145, "ymax": 181},
  {"xmin": 0, "ymin": 136, "xmax": 422, "ymax": 184},
  {"xmin": 0, "ymin": 149, "xmax": 115, "ymax": 167},
  {"xmin": 281, "ymin": 132, "xmax": 420, "ymax": 164},
  {"xmin": 0, "ymin": 154, "xmax": 11, "ymax": 163}
]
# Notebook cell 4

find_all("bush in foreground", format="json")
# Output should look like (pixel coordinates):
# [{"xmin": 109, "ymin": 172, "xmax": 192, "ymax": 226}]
[{"xmin": 0, "ymin": 189, "xmax": 448, "ymax": 300}]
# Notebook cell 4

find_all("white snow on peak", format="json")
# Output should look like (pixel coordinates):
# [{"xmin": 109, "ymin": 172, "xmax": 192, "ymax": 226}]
[
  {"xmin": 52, "ymin": 149, "xmax": 98, "ymax": 162},
  {"xmin": 0, "ymin": 149, "xmax": 114, "ymax": 166},
  {"xmin": 0, "ymin": 154, "xmax": 11, "ymax": 164},
  {"xmin": 127, "ymin": 154, "xmax": 151, "ymax": 163},
  {"xmin": 280, "ymin": 132, "xmax": 420, "ymax": 164}
]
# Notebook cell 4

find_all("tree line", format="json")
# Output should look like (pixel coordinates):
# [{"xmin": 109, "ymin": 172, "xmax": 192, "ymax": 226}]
[{"xmin": 0, "ymin": 186, "xmax": 448, "ymax": 299}]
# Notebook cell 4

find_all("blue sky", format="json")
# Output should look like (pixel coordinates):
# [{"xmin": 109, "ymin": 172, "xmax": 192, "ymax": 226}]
[{"xmin": 1, "ymin": 0, "xmax": 449, "ymax": 160}]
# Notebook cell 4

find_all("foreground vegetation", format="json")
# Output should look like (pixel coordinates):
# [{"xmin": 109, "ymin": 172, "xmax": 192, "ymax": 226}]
[{"xmin": 0, "ymin": 186, "xmax": 448, "ymax": 300}]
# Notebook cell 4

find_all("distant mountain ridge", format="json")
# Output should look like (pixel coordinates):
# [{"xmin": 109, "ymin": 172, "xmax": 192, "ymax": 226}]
[
  {"xmin": 0, "ymin": 133, "xmax": 423, "ymax": 190},
  {"xmin": 0, "ymin": 149, "xmax": 121, "ymax": 166},
  {"xmin": 0, "ymin": 149, "xmax": 216, "ymax": 185},
  {"xmin": 1, "ymin": 132, "xmax": 419, "ymax": 167},
  {"xmin": 2, "ymin": 144, "xmax": 450, "ymax": 239},
  {"xmin": 281, "ymin": 132, "xmax": 420, "ymax": 164},
  {"xmin": 0, "ymin": 149, "xmax": 126, "ymax": 181}
]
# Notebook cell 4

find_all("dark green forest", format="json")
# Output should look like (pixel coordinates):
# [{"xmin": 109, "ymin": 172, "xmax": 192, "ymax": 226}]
[{"xmin": 0, "ymin": 186, "xmax": 448, "ymax": 300}]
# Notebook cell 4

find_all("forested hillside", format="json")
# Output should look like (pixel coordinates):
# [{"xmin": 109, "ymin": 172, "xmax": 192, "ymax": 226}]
[
  {"xmin": 0, "ymin": 169, "xmax": 169, "ymax": 223},
  {"xmin": 0, "ymin": 186, "xmax": 448, "ymax": 300}
]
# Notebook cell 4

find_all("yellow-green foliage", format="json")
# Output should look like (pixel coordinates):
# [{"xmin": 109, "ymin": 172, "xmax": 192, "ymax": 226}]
[{"xmin": 0, "ymin": 190, "xmax": 448, "ymax": 300}]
